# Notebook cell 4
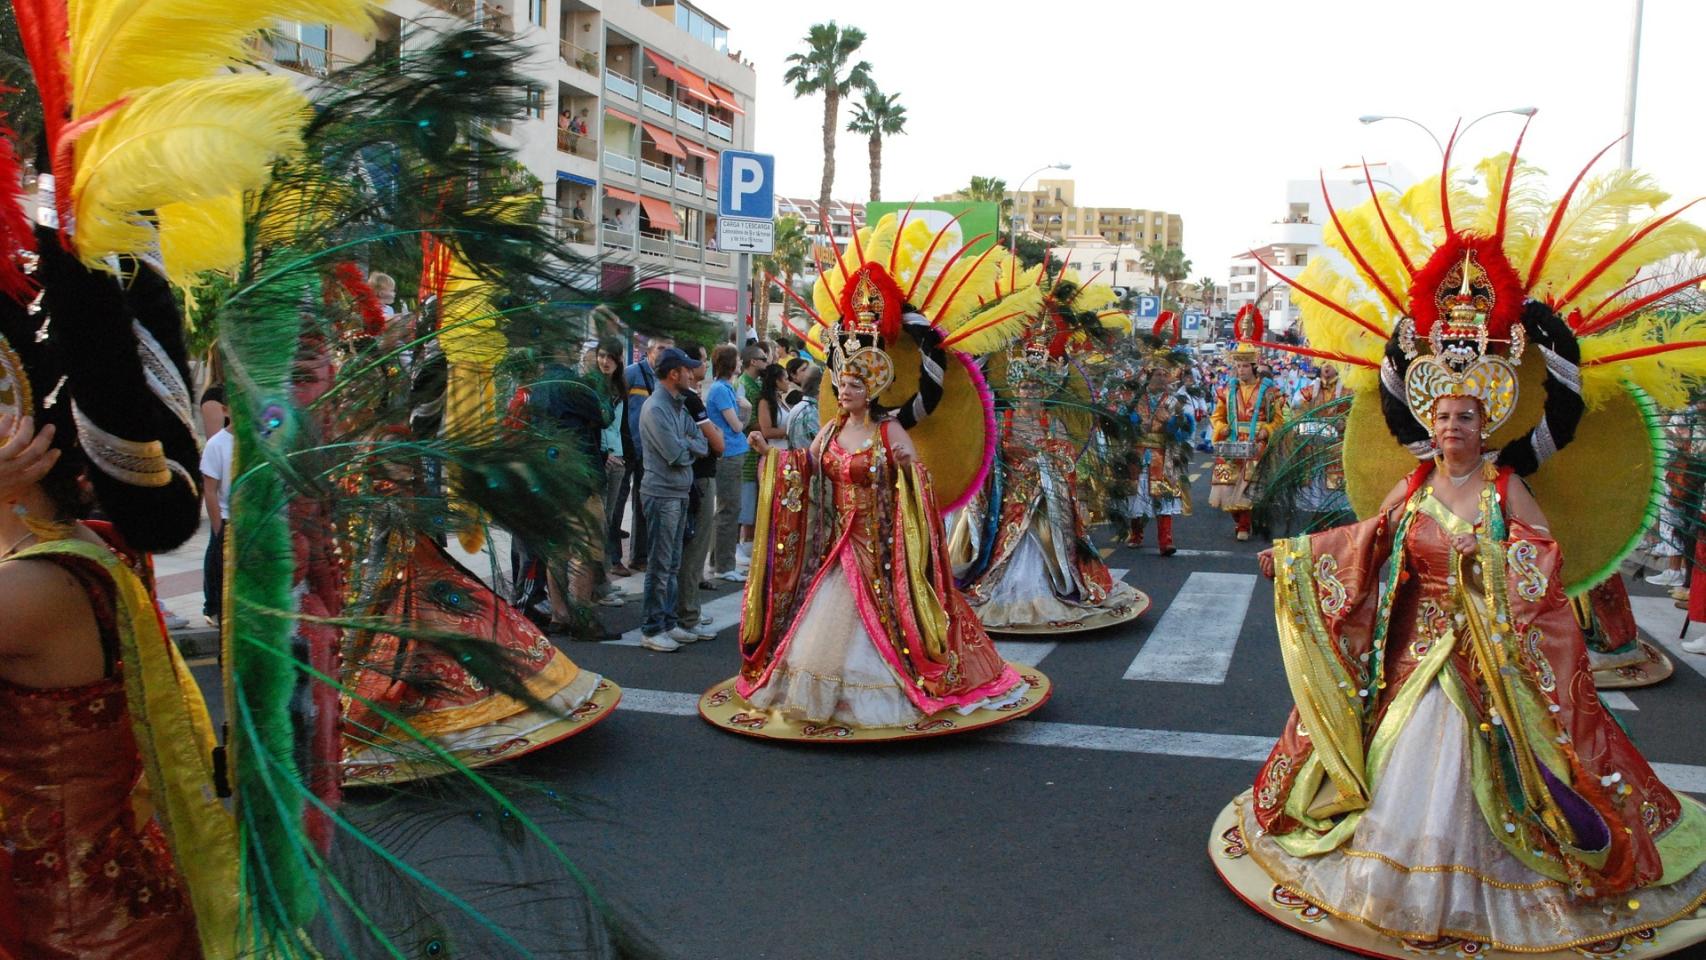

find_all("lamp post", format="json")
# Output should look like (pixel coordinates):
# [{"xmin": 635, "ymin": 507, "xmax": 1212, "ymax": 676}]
[
  {"xmin": 1010, "ymin": 162, "xmax": 1071, "ymax": 258},
  {"xmin": 1357, "ymin": 107, "xmax": 1537, "ymax": 157}
]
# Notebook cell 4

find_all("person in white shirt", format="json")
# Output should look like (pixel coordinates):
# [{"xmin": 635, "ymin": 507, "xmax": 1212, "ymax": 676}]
[{"xmin": 199, "ymin": 387, "xmax": 233, "ymax": 626}]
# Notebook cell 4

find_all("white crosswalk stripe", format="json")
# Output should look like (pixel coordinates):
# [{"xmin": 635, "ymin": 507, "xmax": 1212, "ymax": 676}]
[{"xmin": 1123, "ymin": 571, "xmax": 1256, "ymax": 684}]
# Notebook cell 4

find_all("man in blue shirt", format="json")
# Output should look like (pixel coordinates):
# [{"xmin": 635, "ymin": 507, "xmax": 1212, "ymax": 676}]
[{"xmin": 617, "ymin": 334, "xmax": 672, "ymax": 570}]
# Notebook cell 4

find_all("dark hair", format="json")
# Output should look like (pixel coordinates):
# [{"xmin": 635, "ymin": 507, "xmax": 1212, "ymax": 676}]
[
  {"xmin": 785, "ymin": 357, "xmax": 809, "ymax": 380},
  {"xmin": 595, "ymin": 335, "xmax": 626, "ymax": 399},
  {"xmin": 758, "ymin": 363, "xmax": 788, "ymax": 419},
  {"xmin": 711, "ymin": 343, "xmax": 738, "ymax": 379},
  {"xmin": 740, "ymin": 343, "xmax": 767, "ymax": 368},
  {"xmin": 798, "ymin": 364, "xmax": 822, "ymax": 395}
]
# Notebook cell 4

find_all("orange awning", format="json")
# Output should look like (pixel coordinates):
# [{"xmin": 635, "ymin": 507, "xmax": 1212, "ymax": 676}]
[
  {"xmin": 644, "ymin": 50, "xmax": 685, "ymax": 86},
  {"xmin": 638, "ymin": 195, "xmax": 681, "ymax": 232},
  {"xmin": 604, "ymin": 106, "xmax": 638, "ymax": 125},
  {"xmin": 603, "ymin": 184, "xmax": 640, "ymax": 203},
  {"xmin": 680, "ymin": 139, "xmax": 718, "ymax": 162},
  {"xmin": 707, "ymin": 82, "xmax": 745, "ymax": 116},
  {"xmin": 676, "ymin": 68, "xmax": 719, "ymax": 107},
  {"xmin": 641, "ymin": 122, "xmax": 686, "ymax": 159}
]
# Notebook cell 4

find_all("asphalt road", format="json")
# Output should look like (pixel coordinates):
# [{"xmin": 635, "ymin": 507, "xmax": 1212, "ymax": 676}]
[{"xmin": 193, "ymin": 468, "xmax": 1706, "ymax": 960}]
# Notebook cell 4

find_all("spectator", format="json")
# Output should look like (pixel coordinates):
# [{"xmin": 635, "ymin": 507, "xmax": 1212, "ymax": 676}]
[
  {"xmin": 618, "ymin": 335, "xmax": 672, "ymax": 571},
  {"xmin": 593, "ymin": 338, "xmax": 629, "ymax": 577},
  {"xmin": 784, "ymin": 363, "xmax": 822, "ymax": 450},
  {"xmin": 755, "ymin": 363, "xmax": 791, "ymax": 451},
  {"xmin": 637, "ymin": 347, "xmax": 709, "ymax": 651},
  {"xmin": 531, "ymin": 342, "xmax": 618, "ymax": 639},
  {"xmin": 706, "ymin": 344, "xmax": 748, "ymax": 581},
  {"xmin": 199, "ymin": 387, "xmax": 231, "ymax": 627},
  {"xmin": 369, "ymin": 271, "xmax": 398, "ymax": 318},
  {"xmin": 734, "ymin": 343, "xmax": 767, "ymax": 575},
  {"xmin": 674, "ymin": 344, "xmax": 723, "ymax": 638}
]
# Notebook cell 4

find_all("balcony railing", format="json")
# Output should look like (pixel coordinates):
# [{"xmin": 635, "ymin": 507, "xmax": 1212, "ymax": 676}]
[
  {"xmin": 556, "ymin": 130, "xmax": 597, "ymax": 159},
  {"xmin": 550, "ymin": 215, "xmax": 594, "ymax": 243},
  {"xmin": 676, "ymin": 172, "xmax": 702, "ymax": 196},
  {"xmin": 602, "ymin": 232, "xmax": 635, "ymax": 251},
  {"xmin": 258, "ymin": 36, "xmax": 356, "ymax": 77},
  {"xmin": 604, "ymin": 69, "xmax": 638, "ymax": 100},
  {"xmin": 674, "ymin": 239, "xmax": 702, "ymax": 262},
  {"xmin": 639, "ymin": 159, "xmax": 672, "ymax": 187},
  {"xmin": 604, "ymin": 151, "xmax": 637, "ymax": 175},
  {"xmin": 705, "ymin": 183, "xmax": 718, "ymax": 203},
  {"xmin": 706, "ymin": 116, "xmax": 732, "ymax": 141},
  {"xmin": 642, "ymin": 87, "xmax": 673, "ymax": 116},
  {"xmin": 638, "ymin": 235, "xmax": 671, "ymax": 259},
  {"xmin": 559, "ymin": 40, "xmax": 598, "ymax": 74},
  {"xmin": 704, "ymin": 249, "xmax": 731, "ymax": 269},
  {"xmin": 675, "ymin": 102, "xmax": 704, "ymax": 129}
]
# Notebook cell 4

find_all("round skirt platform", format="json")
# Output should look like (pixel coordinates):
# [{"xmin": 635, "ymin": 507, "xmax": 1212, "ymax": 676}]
[
  {"xmin": 698, "ymin": 664, "xmax": 1051, "ymax": 743},
  {"xmin": 984, "ymin": 590, "xmax": 1151, "ymax": 636},
  {"xmin": 1593, "ymin": 640, "xmax": 1675, "ymax": 689},
  {"xmin": 1208, "ymin": 790, "xmax": 1706, "ymax": 959},
  {"xmin": 343, "ymin": 678, "xmax": 622, "ymax": 787}
]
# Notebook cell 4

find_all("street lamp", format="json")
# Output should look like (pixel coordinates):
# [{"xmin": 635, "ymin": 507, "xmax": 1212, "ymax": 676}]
[
  {"xmin": 1011, "ymin": 162, "xmax": 1071, "ymax": 257},
  {"xmin": 1358, "ymin": 107, "xmax": 1537, "ymax": 157}
]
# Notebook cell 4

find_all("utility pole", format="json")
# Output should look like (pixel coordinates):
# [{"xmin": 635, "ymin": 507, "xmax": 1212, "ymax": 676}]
[{"xmin": 1622, "ymin": 0, "xmax": 1644, "ymax": 170}]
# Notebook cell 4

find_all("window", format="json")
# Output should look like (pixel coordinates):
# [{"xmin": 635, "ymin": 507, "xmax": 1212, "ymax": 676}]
[
  {"xmin": 524, "ymin": 87, "xmax": 545, "ymax": 119},
  {"xmin": 527, "ymin": 0, "xmax": 544, "ymax": 27},
  {"xmin": 272, "ymin": 22, "xmax": 331, "ymax": 73}
]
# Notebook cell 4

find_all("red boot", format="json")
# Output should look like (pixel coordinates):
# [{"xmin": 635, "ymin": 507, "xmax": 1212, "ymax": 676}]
[
  {"xmin": 1125, "ymin": 518, "xmax": 1144, "ymax": 548},
  {"xmin": 1234, "ymin": 511, "xmax": 1252, "ymax": 541},
  {"xmin": 1158, "ymin": 515, "xmax": 1176, "ymax": 556}
]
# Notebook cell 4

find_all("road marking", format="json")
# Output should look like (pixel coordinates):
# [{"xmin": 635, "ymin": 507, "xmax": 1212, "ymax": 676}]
[
  {"xmin": 1629, "ymin": 596, "xmax": 1706, "ymax": 681},
  {"xmin": 1171, "ymin": 548, "xmax": 1243, "ymax": 558},
  {"xmin": 1123, "ymin": 571, "xmax": 1256, "ymax": 684},
  {"xmin": 610, "ymin": 687, "xmax": 1706, "ymax": 796},
  {"xmin": 1188, "ymin": 473, "xmax": 1201, "ymax": 482},
  {"xmin": 994, "ymin": 641, "xmax": 1057, "ymax": 666},
  {"xmin": 610, "ymin": 583, "xmax": 744, "ymax": 647},
  {"xmin": 1600, "ymin": 691, "xmax": 1639, "ymax": 711}
]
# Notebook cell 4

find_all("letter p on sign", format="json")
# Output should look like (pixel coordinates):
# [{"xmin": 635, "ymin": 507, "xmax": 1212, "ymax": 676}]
[{"xmin": 718, "ymin": 150, "xmax": 774, "ymax": 220}]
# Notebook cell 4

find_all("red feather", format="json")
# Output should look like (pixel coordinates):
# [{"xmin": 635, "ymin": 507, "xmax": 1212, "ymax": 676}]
[
  {"xmin": 11, "ymin": 0, "xmax": 70, "ymax": 235},
  {"xmin": 901, "ymin": 208, "xmax": 969, "ymax": 305},
  {"xmin": 0, "ymin": 116, "xmax": 37, "ymax": 302},
  {"xmin": 1320, "ymin": 171, "xmax": 1406, "ymax": 312},
  {"xmin": 1582, "ymin": 340, "xmax": 1706, "ymax": 367},
  {"xmin": 1152, "ymin": 311, "xmax": 1180, "ymax": 345},
  {"xmin": 1524, "ymin": 135, "xmax": 1626, "ymax": 292},
  {"xmin": 1554, "ymin": 198, "xmax": 1703, "ymax": 309},
  {"xmin": 887, "ymin": 200, "xmax": 917, "ymax": 276},
  {"xmin": 1574, "ymin": 271, "xmax": 1706, "ymax": 338},
  {"xmin": 1407, "ymin": 235, "xmax": 1524, "ymax": 341},
  {"xmin": 1248, "ymin": 250, "xmax": 1387, "ymax": 340},
  {"xmin": 1361, "ymin": 158, "xmax": 1416, "ymax": 277},
  {"xmin": 1495, "ymin": 113, "xmax": 1534, "ymax": 239},
  {"xmin": 1253, "ymin": 340, "xmax": 1379, "ymax": 369},
  {"xmin": 919, "ymin": 236, "xmax": 996, "ymax": 324},
  {"xmin": 331, "ymin": 261, "xmax": 386, "ymax": 336},
  {"xmin": 1233, "ymin": 303, "xmax": 1265, "ymax": 343}
]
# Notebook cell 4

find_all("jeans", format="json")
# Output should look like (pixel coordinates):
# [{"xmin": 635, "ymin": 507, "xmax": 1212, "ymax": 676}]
[
  {"xmin": 615, "ymin": 458, "xmax": 648, "ymax": 565},
  {"xmin": 202, "ymin": 523, "xmax": 224, "ymax": 618},
  {"xmin": 676, "ymin": 477, "xmax": 714, "ymax": 624},
  {"xmin": 711, "ymin": 456, "xmax": 743, "ymax": 573},
  {"xmin": 640, "ymin": 494, "xmax": 688, "ymax": 635},
  {"xmin": 602, "ymin": 457, "xmax": 625, "ymax": 565}
]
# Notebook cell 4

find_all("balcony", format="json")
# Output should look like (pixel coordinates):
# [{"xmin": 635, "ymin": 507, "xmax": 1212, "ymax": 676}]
[
  {"xmin": 674, "ymin": 239, "xmax": 702, "ymax": 262},
  {"xmin": 642, "ymin": 87, "xmax": 673, "ymax": 117},
  {"xmin": 703, "ymin": 249, "xmax": 732, "ymax": 271},
  {"xmin": 675, "ymin": 102, "xmax": 704, "ymax": 129},
  {"xmin": 553, "ymin": 216, "xmax": 594, "ymax": 244},
  {"xmin": 676, "ymin": 172, "xmax": 702, "ymax": 197},
  {"xmin": 638, "ymin": 234, "xmax": 672, "ymax": 259},
  {"xmin": 639, "ymin": 158, "xmax": 672, "ymax": 188},
  {"xmin": 559, "ymin": 40, "xmax": 598, "ymax": 75},
  {"xmin": 556, "ymin": 130, "xmax": 597, "ymax": 160},
  {"xmin": 255, "ymin": 36, "xmax": 355, "ymax": 78},
  {"xmin": 602, "ymin": 232, "xmax": 635, "ymax": 252},
  {"xmin": 706, "ymin": 116, "xmax": 732, "ymax": 141},
  {"xmin": 604, "ymin": 151, "xmax": 637, "ymax": 175},
  {"xmin": 604, "ymin": 69, "xmax": 638, "ymax": 100},
  {"xmin": 705, "ymin": 182, "xmax": 717, "ymax": 203}
]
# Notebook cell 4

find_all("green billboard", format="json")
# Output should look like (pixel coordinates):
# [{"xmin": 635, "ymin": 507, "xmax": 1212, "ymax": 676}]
[{"xmin": 864, "ymin": 201, "xmax": 1001, "ymax": 256}]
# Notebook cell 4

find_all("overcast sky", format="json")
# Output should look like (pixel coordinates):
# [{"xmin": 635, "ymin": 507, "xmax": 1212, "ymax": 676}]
[{"xmin": 727, "ymin": 0, "xmax": 1703, "ymax": 281}]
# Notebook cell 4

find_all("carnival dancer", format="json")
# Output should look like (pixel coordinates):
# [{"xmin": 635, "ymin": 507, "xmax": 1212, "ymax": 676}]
[
  {"xmin": 1210, "ymin": 125, "xmax": 1706, "ymax": 958},
  {"xmin": 700, "ymin": 212, "xmax": 1054, "ymax": 741},
  {"xmin": 1289, "ymin": 361, "xmax": 1354, "ymax": 531},
  {"xmin": 1572, "ymin": 573, "xmax": 1675, "ymax": 689},
  {"xmin": 1209, "ymin": 306, "xmax": 1285, "ymax": 541},
  {"xmin": 1124, "ymin": 350, "xmax": 1195, "ymax": 554}
]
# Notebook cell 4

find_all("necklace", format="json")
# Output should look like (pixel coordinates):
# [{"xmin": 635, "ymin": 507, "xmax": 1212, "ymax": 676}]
[{"xmin": 1447, "ymin": 466, "xmax": 1480, "ymax": 488}]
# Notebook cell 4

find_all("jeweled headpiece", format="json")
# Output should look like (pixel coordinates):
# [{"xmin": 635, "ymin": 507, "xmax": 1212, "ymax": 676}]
[
  {"xmin": 1397, "ymin": 250, "xmax": 1523, "ymax": 438},
  {"xmin": 1228, "ymin": 304, "xmax": 1263, "ymax": 361},
  {"xmin": 826, "ymin": 266, "xmax": 897, "ymax": 396},
  {"xmin": 1006, "ymin": 334, "xmax": 1068, "ymax": 393}
]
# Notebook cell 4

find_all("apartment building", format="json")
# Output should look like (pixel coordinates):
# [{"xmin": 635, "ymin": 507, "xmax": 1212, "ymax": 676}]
[
  {"xmin": 1227, "ymin": 163, "xmax": 1413, "ymax": 333},
  {"xmin": 265, "ymin": 0, "xmax": 756, "ymax": 323},
  {"xmin": 1002, "ymin": 179, "xmax": 1183, "ymax": 249}
]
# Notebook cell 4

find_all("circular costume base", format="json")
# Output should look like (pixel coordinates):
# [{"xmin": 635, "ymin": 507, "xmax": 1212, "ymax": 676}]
[
  {"xmin": 1209, "ymin": 791, "xmax": 1706, "ymax": 960},
  {"xmin": 984, "ymin": 591, "xmax": 1151, "ymax": 635},
  {"xmin": 1593, "ymin": 641, "xmax": 1675, "ymax": 690},
  {"xmin": 342, "ymin": 679, "xmax": 622, "ymax": 787},
  {"xmin": 697, "ymin": 665, "xmax": 1051, "ymax": 743}
]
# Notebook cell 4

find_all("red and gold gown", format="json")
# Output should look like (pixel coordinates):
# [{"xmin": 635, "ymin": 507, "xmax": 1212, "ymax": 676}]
[
  {"xmin": 1227, "ymin": 467, "xmax": 1706, "ymax": 952},
  {"xmin": 1572, "ymin": 574, "xmax": 1673, "ymax": 688},
  {"xmin": 736, "ymin": 416, "xmax": 1025, "ymax": 727},
  {"xmin": 960, "ymin": 410, "xmax": 1142, "ymax": 630},
  {"xmin": 1209, "ymin": 377, "xmax": 1285, "ymax": 519},
  {"xmin": 1, "ymin": 527, "xmax": 231, "ymax": 960}
]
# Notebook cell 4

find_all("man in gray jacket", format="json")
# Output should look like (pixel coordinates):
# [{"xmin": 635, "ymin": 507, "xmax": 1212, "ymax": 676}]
[{"xmin": 637, "ymin": 346, "xmax": 709, "ymax": 650}]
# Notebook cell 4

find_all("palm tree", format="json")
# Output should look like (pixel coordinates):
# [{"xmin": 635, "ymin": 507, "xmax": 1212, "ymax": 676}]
[
  {"xmin": 1196, "ymin": 275, "xmax": 1217, "ymax": 313},
  {"xmin": 1140, "ymin": 242, "xmax": 1169, "ymax": 295},
  {"xmin": 1161, "ymin": 250, "xmax": 1193, "ymax": 307},
  {"xmin": 846, "ymin": 84, "xmax": 907, "ymax": 202},
  {"xmin": 957, "ymin": 175, "xmax": 1012, "ymax": 220},
  {"xmin": 753, "ymin": 214, "xmax": 811, "ymax": 338},
  {"xmin": 783, "ymin": 22, "xmax": 872, "ymax": 216}
]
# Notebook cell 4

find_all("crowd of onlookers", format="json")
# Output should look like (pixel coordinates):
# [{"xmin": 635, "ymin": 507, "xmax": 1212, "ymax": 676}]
[{"xmin": 535, "ymin": 331, "xmax": 821, "ymax": 650}]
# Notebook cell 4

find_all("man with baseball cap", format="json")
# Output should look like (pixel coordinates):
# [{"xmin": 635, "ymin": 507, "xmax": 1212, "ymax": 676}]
[{"xmin": 636, "ymin": 346, "xmax": 710, "ymax": 650}]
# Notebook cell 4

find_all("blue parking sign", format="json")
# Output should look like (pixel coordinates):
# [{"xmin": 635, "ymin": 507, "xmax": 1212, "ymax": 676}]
[
  {"xmin": 718, "ymin": 150, "xmax": 775, "ymax": 220},
  {"xmin": 1135, "ymin": 295, "xmax": 1161, "ymax": 320}
]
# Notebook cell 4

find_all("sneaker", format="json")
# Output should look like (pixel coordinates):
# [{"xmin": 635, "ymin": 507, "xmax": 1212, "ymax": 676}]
[
  {"xmin": 672, "ymin": 624, "xmax": 715, "ymax": 642},
  {"xmin": 698, "ymin": 616, "xmax": 713, "ymax": 627},
  {"xmin": 667, "ymin": 626, "xmax": 703, "ymax": 645},
  {"xmin": 1236, "ymin": 530, "xmax": 1251, "ymax": 542},
  {"xmin": 597, "ymin": 594, "xmax": 625, "ymax": 607},
  {"xmin": 161, "ymin": 610, "xmax": 190, "ymax": 631},
  {"xmin": 719, "ymin": 569, "xmax": 747, "ymax": 583},
  {"xmin": 1646, "ymin": 569, "xmax": 1683, "ymax": 586},
  {"xmin": 639, "ymin": 632, "xmax": 680, "ymax": 652},
  {"xmin": 1682, "ymin": 636, "xmax": 1706, "ymax": 655},
  {"xmin": 204, "ymin": 614, "xmax": 219, "ymax": 628}
]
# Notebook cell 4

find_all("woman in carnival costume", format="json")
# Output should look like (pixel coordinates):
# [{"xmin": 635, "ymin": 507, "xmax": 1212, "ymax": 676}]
[
  {"xmin": 1117, "ymin": 312, "xmax": 1196, "ymax": 555},
  {"xmin": 1571, "ymin": 573, "xmax": 1673, "ymax": 689},
  {"xmin": 1209, "ymin": 305, "xmax": 1286, "ymax": 541},
  {"xmin": 952, "ymin": 263, "xmax": 1149, "ymax": 632},
  {"xmin": 699, "ymin": 211, "xmax": 1052, "ymax": 742},
  {"xmin": 1210, "ymin": 122, "xmax": 1706, "ymax": 958}
]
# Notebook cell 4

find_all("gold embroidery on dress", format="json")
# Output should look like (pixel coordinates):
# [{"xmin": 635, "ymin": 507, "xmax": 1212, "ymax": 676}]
[
  {"xmin": 1506, "ymin": 540, "xmax": 1547, "ymax": 602},
  {"xmin": 1314, "ymin": 555, "xmax": 1348, "ymax": 617}
]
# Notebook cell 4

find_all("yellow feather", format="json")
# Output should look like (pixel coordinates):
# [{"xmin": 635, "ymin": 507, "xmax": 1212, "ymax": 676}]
[
  {"xmin": 1293, "ymin": 258, "xmax": 1386, "ymax": 393},
  {"xmin": 72, "ymin": 75, "xmax": 310, "ymax": 270},
  {"xmin": 1530, "ymin": 168, "xmax": 1671, "ymax": 302},
  {"xmin": 69, "ymin": 0, "xmax": 373, "ymax": 115},
  {"xmin": 944, "ymin": 285, "xmax": 1045, "ymax": 356},
  {"xmin": 156, "ymin": 195, "xmax": 241, "ymax": 285},
  {"xmin": 1579, "ymin": 312, "xmax": 1706, "ymax": 410}
]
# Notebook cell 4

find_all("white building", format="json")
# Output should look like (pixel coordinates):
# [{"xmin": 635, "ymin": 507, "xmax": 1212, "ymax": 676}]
[
  {"xmin": 1228, "ymin": 163, "xmax": 1414, "ymax": 333},
  {"xmin": 272, "ymin": 0, "xmax": 756, "ymax": 323},
  {"xmin": 1054, "ymin": 237, "xmax": 1149, "ymax": 295}
]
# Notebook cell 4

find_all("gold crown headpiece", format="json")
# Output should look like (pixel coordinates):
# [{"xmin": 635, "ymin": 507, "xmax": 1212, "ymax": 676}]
[
  {"xmin": 826, "ymin": 267, "xmax": 897, "ymax": 396},
  {"xmin": 1397, "ymin": 249, "xmax": 1525, "ymax": 438}
]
